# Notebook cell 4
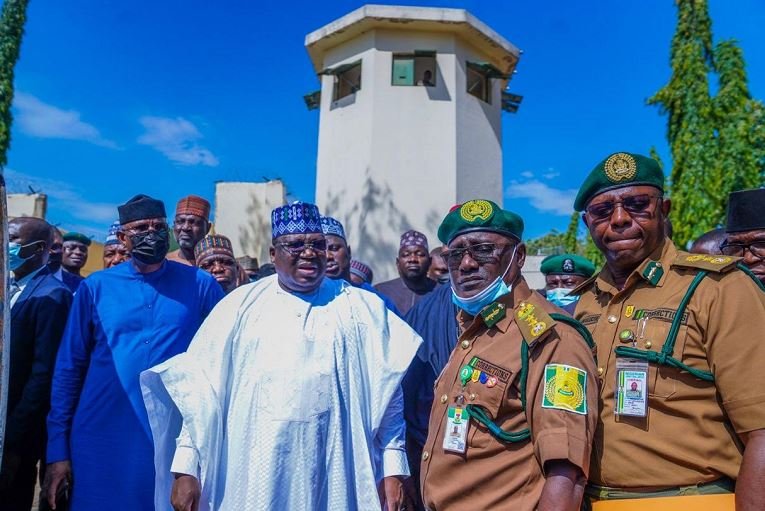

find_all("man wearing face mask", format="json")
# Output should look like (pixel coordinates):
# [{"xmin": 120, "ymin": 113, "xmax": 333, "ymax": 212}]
[
  {"xmin": 0, "ymin": 218, "xmax": 72, "ymax": 510},
  {"xmin": 540, "ymin": 254, "xmax": 596, "ymax": 314},
  {"xmin": 43, "ymin": 194, "xmax": 224, "ymax": 511},
  {"xmin": 420, "ymin": 200, "xmax": 598, "ymax": 511}
]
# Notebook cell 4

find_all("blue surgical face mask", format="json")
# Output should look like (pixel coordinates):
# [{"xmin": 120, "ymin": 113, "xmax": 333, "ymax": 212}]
[
  {"xmin": 9, "ymin": 241, "xmax": 38, "ymax": 271},
  {"xmin": 451, "ymin": 246, "xmax": 517, "ymax": 316},
  {"xmin": 545, "ymin": 287, "xmax": 580, "ymax": 308}
]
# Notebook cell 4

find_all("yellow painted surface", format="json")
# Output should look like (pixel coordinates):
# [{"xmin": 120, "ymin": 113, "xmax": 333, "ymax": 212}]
[{"xmin": 592, "ymin": 494, "xmax": 734, "ymax": 510}]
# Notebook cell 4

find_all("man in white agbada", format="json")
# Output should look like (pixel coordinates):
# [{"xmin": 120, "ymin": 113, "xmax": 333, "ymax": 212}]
[{"xmin": 141, "ymin": 202, "xmax": 422, "ymax": 511}]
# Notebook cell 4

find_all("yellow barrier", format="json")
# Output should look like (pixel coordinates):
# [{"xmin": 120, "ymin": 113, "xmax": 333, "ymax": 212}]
[{"xmin": 592, "ymin": 494, "xmax": 735, "ymax": 510}]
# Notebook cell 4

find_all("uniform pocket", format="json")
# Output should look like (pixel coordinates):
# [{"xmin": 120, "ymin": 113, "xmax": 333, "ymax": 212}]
[{"xmin": 642, "ymin": 315, "xmax": 688, "ymax": 399}]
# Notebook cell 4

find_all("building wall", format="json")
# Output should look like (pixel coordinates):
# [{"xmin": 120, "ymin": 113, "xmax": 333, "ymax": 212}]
[
  {"xmin": 315, "ymin": 28, "xmax": 503, "ymax": 281},
  {"xmin": 8, "ymin": 193, "xmax": 46, "ymax": 219},
  {"xmin": 214, "ymin": 181, "xmax": 286, "ymax": 266}
]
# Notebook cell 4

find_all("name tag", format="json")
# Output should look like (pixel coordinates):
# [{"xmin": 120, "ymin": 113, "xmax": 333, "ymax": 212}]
[
  {"xmin": 443, "ymin": 406, "xmax": 469, "ymax": 453},
  {"xmin": 615, "ymin": 358, "xmax": 648, "ymax": 417}
]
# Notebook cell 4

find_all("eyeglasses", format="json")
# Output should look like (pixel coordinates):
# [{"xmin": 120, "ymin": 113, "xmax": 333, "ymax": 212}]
[
  {"xmin": 276, "ymin": 239, "xmax": 328, "ymax": 256},
  {"xmin": 121, "ymin": 221, "xmax": 169, "ymax": 235},
  {"xmin": 585, "ymin": 194, "xmax": 662, "ymax": 221},
  {"xmin": 719, "ymin": 241, "xmax": 765, "ymax": 258},
  {"xmin": 443, "ymin": 243, "xmax": 512, "ymax": 268}
]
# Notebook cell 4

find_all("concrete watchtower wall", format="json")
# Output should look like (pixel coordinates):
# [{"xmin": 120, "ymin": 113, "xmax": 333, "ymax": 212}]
[{"xmin": 306, "ymin": 5, "xmax": 520, "ymax": 281}]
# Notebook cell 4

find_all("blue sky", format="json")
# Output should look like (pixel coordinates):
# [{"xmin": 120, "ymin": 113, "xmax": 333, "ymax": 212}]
[{"xmin": 5, "ymin": 0, "xmax": 764, "ymax": 241}]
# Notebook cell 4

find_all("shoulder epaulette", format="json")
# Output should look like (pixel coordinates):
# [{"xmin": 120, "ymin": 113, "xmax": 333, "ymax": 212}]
[
  {"xmin": 671, "ymin": 252, "xmax": 741, "ymax": 273},
  {"xmin": 515, "ymin": 300, "xmax": 556, "ymax": 344}
]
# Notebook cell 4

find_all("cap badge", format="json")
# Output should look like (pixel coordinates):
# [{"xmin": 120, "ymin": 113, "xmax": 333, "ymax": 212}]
[
  {"xmin": 460, "ymin": 200, "xmax": 494, "ymax": 224},
  {"xmin": 562, "ymin": 258, "xmax": 575, "ymax": 273},
  {"xmin": 604, "ymin": 153, "xmax": 637, "ymax": 183}
]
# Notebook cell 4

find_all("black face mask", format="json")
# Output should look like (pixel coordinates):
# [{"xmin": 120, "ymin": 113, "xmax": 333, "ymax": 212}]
[{"xmin": 130, "ymin": 230, "xmax": 170, "ymax": 265}]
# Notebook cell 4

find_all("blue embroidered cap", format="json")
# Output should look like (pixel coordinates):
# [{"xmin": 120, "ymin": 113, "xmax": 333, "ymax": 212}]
[
  {"xmin": 105, "ymin": 221, "xmax": 121, "ymax": 246},
  {"xmin": 321, "ymin": 216, "xmax": 346, "ymax": 240},
  {"xmin": 271, "ymin": 202, "xmax": 323, "ymax": 239}
]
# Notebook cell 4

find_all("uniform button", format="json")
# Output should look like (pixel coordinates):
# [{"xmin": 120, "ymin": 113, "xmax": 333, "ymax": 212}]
[
  {"xmin": 598, "ymin": 367, "xmax": 604, "ymax": 376},
  {"xmin": 297, "ymin": 312, "xmax": 302, "ymax": 318},
  {"xmin": 422, "ymin": 451, "xmax": 429, "ymax": 461},
  {"xmin": 608, "ymin": 315, "xmax": 617, "ymax": 323},
  {"xmin": 655, "ymin": 262, "xmax": 663, "ymax": 268},
  {"xmin": 440, "ymin": 394, "xmax": 448, "ymax": 404},
  {"xmin": 469, "ymin": 393, "xmax": 476, "ymax": 401},
  {"xmin": 461, "ymin": 340, "xmax": 470, "ymax": 349},
  {"xmin": 645, "ymin": 341, "xmax": 653, "ymax": 349}
]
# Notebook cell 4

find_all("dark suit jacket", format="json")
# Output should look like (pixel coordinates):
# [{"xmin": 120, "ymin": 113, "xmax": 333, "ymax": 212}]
[
  {"xmin": 5, "ymin": 266, "xmax": 73, "ymax": 459},
  {"xmin": 61, "ymin": 270, "xmax": 83, "ymax": 294}
]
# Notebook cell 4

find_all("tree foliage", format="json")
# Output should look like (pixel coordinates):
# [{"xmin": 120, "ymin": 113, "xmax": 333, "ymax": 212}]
[
  {"xmin": 0, "ymin": 0, "xmax": 30, "ymax": 168},
  {"xmin": 648, "ymin": 0, "xmax": 764, "ymax": 247}
]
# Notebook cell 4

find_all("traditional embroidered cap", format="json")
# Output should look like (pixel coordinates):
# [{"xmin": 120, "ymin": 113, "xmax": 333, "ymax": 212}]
[
  {"xmin": 118, "ymin": 194, "xmax": 167, "ymax": 224},
  {"xmin": 194, "ymin": 234, "xmax": 235, "ymax": 261},
  {"xmin": 176, "ymin": 195, "xmax": 211, "ymax": 220},
  {"xmin": 400, "ymin": 230, "xmax": 428, "ymax": 251},
  {"xmin": 63, "ymin": 232, "xmax": 92, "ymax": 246},
  {"xmin": 237, "ymin": 255, "xmax": 259, "ymax": 271},
  {"xmin": 104, "ymin": 221, "xmax": 121, "ymax": 246},
  {"xmin": 437, "ymin": 199, "xmax": 524, "ymax": 245},
  {"xmin": 271, "ymin": 202, "xmax": 323, "ymax": 239},
  {"xmin": 726, "ymin": 188, "xmax": 765, "ymax": 233},
  {"xmin": 321, "ymin": 216, "xmax": 346, "ymax": 240},
  {"xmin": 350, "ymin": 260, "xmax": 374, "ymax": 284},
  {"xmin": 574, "ymin": 152, "xmax": 664, "ymax": 211},
  {"xmin": 540, "ymin": 254, "xmax": 596, "ymax": 277}
]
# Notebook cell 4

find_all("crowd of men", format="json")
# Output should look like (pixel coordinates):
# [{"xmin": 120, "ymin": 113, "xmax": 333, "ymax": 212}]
[{"xmin": 0, "ymin": 151, "xmax": 764, "ymax": 511}]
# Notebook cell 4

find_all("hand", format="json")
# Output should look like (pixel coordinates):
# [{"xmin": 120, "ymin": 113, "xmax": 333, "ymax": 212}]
[
  {"xmin": 43, "ymin": 460, "xmax": 72, "ymax": 510},
  {"xmin": 171, "ymin": 474, "xmax": 201, "ymax": 511},
  {"xmin": 0, "ymin": 450, "xmax": 22, "ymax": 490},
  {"xmin": 380, "ymin": 475, "xmax": 412, "ymax": 511}
]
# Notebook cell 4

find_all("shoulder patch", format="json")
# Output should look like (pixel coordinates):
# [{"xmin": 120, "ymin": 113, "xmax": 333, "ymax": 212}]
[
  {"xmin": 542, "ymin": 364, "xmax": 588, "ymax": 414},
  {"xmin": 672, "ymin": 252, "xmax": 741, "ymax": 273},
  {"xmin": 515, "ymin": 301, "xmax": 556, "ymax": 343}
]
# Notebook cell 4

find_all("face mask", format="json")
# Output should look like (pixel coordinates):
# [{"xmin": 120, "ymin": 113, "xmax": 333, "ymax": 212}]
[
  {"xmin": 451, "ymin": 246, "xmax": 517, "ymax": 316},
  {"xmin": 9, "ymin": 241, "xmax": 40, "ymax": 271},
  {"xmin": 129, "ymin": 230, "xmax": 169, "ymax": 265},
  {"xmin": 546, "ymin": 287, "xmax": 580, "ymax": 308}
]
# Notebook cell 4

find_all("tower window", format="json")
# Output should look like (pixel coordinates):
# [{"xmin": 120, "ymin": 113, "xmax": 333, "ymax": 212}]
[
  {"xmin": 332, "ymin": 61, "xmax": 362, "ymax": 101},
  {"xmin": 392, "ymin": 51, "xmax": 436, "ymax": 87},
  {"xmin": 466, "ymin": 61, "xmax": 505, "ymax": 104}
]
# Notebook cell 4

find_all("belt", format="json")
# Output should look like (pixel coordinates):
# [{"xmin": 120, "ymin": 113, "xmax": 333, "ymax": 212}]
[{"xmin": 585, "ymin": 477, "xmax": 734, "ymax": 501}]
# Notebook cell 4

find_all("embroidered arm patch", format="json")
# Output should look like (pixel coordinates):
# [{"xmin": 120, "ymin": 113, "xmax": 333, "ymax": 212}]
[{"xmin": 542, "ymin": 363, "xmax": 588, "ymax": 415}]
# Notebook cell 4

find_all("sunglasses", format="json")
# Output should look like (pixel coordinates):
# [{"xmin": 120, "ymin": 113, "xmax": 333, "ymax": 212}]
[
  {"xmin": 585, "ymin": 194, "xmax": 662, "ymax": 221},
  {"xmin": 719, "ymin": 241, "xmax": 765, "ymax": 258},
  {"xmin": 276, "ymin": 239, "xmax": 327, "ymax": 256},
  {"xmin": 442, "ymin": 243, "xmax": 513, "ymax": 268}
]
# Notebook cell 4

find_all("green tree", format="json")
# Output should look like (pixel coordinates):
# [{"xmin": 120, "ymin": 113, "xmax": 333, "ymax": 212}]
[
  {"xmin": 648, "ymin": 0, "xmax": 716, "ymax": 247},
  {"xmin": 0, "ymin": 0, "xmax": 31, "ymax": 167},
  {"xmin": 649, "ymin": 0, "xmax": 765, "ymax": 247},
  {"xmin": 562, "ymin": 211, "xmax": 580, "ymax": 253}
]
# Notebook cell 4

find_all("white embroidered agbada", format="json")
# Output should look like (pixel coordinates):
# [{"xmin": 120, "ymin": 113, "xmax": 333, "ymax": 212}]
[{"xmin": 141, "ymin": 275, "xmax": 421, "ymax": 511}]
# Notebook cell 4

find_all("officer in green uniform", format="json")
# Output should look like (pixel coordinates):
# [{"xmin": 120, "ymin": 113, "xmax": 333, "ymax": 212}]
[{"xmin": 539, "ymin": 254, "xmax": 596, "ymax": 314}]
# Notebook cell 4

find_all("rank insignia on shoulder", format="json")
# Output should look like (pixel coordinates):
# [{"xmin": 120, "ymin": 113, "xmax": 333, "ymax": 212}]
[
  {"xmin": 672, "ymin": 253, "xmax": 740, "ymax": 273},
  {"xmin": 516, "ymin": 301, "xmax": 555, "ymax": 342},
  {"xmin": 542, "ymin": 364, "xmax": 587, "ymax": 414}
]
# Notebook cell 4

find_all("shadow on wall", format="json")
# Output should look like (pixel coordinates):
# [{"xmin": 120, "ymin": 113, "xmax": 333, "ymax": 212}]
[
  {"xmin": 237, "ymin": 192, "xmax": 271, "ymax": 263},
  {"xmin": 324, "ymin": 167, "xmax": 442, "ymax": 281}
]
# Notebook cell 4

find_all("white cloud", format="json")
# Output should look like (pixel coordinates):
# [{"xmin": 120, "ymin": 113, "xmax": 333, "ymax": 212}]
[
  {"xmin": 137, "ymin": 116, "xmax": 219, "ymax": 167},
  {"xmin": 505, "ymin": 179, "xmax": 578, "ymax": 216},
  {"xmin": 5, "ymin": 168, "xmax": 119, "ymax": 224},
  {"xmin": 520, "ymin": 170, "xmax": 534, "ymax": 178},
  {"xmin": 542, "ymin": 171, "xmax": 560, "ymax": 180},
  {"xmin": 13, "ymin": 92, "xmax": 117, "ymax": 148}
]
